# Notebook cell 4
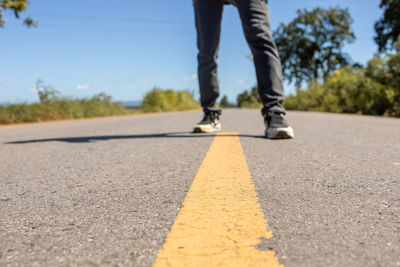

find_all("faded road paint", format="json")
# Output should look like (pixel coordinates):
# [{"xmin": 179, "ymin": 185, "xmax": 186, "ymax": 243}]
[{"xmin": 153, "ymin": 132, "xmax": 282, "ymax": 267}]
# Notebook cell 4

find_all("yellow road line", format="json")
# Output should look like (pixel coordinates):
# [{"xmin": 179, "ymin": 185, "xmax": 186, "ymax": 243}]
[{"xmin": 153, "ymin": 132, "xmax": 282, "ymax": 267}]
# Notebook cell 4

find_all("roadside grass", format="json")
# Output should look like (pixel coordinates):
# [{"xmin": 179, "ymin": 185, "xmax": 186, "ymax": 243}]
[
  {"xmin": 0, "ymin": 88, "xmax": 201, "ymax": 125},
  {"xmin": 0, "ymin": 98, "xmax": 132, "ymax": 125}
]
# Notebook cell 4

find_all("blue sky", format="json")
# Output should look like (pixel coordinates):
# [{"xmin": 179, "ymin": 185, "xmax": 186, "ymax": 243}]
[{"xmin": 0, "ymin": 0, "xmax": 382, "ymax": 104}]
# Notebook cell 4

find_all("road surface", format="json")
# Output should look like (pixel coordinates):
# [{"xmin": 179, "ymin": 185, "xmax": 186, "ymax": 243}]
[{"xmin": 0, "ymin": 109, "xmax": 399, "ymax": 266}]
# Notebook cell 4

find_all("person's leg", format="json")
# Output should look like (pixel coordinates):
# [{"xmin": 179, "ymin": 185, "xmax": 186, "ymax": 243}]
[
  {"xmin": 194, "ymin": 0, "xmax": 224, "ymax": 112},
  {"xmin": 235, "ymin": 0, "xmax": 293, "ymax": 138},
  {"xmin": 235, "ymin": 0, "xmax": 286, "ymax": 115}
]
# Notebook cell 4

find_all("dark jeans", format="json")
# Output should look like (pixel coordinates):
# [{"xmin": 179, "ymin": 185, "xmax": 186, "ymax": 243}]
[{"xmin": 194, "ymin": 0, "xmax": 286, "ymax": 115}]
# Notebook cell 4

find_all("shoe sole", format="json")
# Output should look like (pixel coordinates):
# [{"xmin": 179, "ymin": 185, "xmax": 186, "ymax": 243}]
[
  {"xmin": 193, "ymin": 123, "xmax": 222, "ymax": 133},
  {"xmin": 266, "ymin": 127, "xmax": 294, "ymax": 139}
]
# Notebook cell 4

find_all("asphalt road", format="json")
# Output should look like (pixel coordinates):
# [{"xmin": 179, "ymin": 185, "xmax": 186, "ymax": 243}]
[{"xmin": 0, "ymin": 109, "xmax": 399, "ymax": 267}]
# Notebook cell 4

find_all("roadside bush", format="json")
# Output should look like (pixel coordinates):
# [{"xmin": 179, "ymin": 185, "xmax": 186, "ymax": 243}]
[
  {"xmin": 283, "ymin": 67, "xmax": 394, "ymax": 115},
  {"xmin": 364, "ymin": 43, "xmax": 400, "ymax": 116},
  {"xmin": 142, "ymin": 88, "xmax": 200, "ymax": 112},
  {"xmin": 283, "ymin": 41, "xmax": 400, "ymax": 117},
  {"xmin": 325, "ymin": 67, "xmax": 393, "ymax": 115},
  {"xmin": 0, "ymin": 93, "xmax": 129, "ymax": 124}
]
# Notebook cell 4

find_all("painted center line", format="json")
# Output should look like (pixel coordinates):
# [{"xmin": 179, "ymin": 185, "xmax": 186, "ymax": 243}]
[{"xmin": 153, "ymin": 132, "xmax": 282, "ymax": 267}]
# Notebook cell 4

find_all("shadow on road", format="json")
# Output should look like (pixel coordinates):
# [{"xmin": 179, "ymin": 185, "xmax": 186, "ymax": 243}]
[{"xmin": 5, "ymin": 132, "xmax": 267, "ymax": 144}]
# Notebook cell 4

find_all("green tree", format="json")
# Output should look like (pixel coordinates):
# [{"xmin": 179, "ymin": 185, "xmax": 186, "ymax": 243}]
[
  {"xmin": 374, "ymin": 0, "xmax": 400, "ymax": 52},
  {"xmin": 220, "ymin": 95, "xmax": 230, "ymax": 108},
  {"xmin": 92, "ymin": 92, "xmax": 112, "ymax": 104},
  {"xmin": 35, "ymin": 79, "xmax": 60, "ymax": 103},
  {"xmin": 0, "ymin": 0, "xmax": 37, "ymax": 27},
  {"xmin": 273, "ymin": 7, "xmax": 355, "ymax": 87}
]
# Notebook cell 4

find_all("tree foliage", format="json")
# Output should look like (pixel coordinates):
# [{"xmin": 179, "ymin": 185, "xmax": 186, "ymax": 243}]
[
  {"xmin": 273, "ymin": 7, "xmax": 355, "ymax": 87},
  {"xmin": 375, "ymin": 0, "xmax": 400, "ymax": 52},
  {"xmin": 0, "ymin": 0, "xmax": 37, "ymax": 27}
]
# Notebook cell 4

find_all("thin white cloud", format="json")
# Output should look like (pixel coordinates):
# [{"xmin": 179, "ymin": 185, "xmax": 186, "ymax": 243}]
[
  {"xmin": 184, "ymin": 74, "xmax": 197, "ymax": 81},
  {"xmin": 237, "ymin": 80, "xmax": 245, "ymax": 85},
  {"xmin": 141, "ymin": 78, "xmax": 149, "ymax": 84},
  {"xmin": 77, "ymin": 84, "xmax": 90, "ymax": 91},
  {"xmin": 0, "ymin": 78, "xmax": 4, "ymax": 84}
]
